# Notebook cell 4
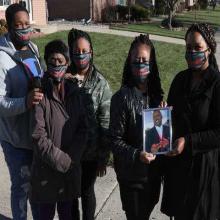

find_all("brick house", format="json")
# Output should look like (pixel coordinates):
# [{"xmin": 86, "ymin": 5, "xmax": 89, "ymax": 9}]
[
  {"xmin": 47, "ymin": 0, "xmax": 117, "ymax": 22},
  {"xmin": 0, "ymin": 0, "xmax": 47, "ymax": 25}
]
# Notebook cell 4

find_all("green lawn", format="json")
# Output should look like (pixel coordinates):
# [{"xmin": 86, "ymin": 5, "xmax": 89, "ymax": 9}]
[
  {"xmin": 33, "ymin": 31, "xmax": 186, "ymax": 97},
  {"xmin": 111, "ymin": 23, "xmax": 186, "ymax": 39},
  {"xmin": 110, "ymin": 6, "xmax": 220, "ymax": 39},
  {"xmin": 176, "ymin": 6, "xmax": 220, "ymax": 28}
]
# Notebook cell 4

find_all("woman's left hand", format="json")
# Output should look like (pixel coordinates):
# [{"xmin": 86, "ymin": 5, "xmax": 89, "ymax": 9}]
[
  {"xmin": 96, "ymin": 165, "xmax": 107, "ymax": 177},
  {"xmin": 167, "ymin": 137, "xmax": 185, "ymax": 157}
]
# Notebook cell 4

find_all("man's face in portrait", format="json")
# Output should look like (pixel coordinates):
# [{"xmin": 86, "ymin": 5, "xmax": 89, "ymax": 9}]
[{"xmin": 153, "ymin": 110, "xmax": 162, "ymax": 127}]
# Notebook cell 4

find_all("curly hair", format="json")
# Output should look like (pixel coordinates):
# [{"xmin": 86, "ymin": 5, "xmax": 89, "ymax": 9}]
[
  {"xmin": 68, "ymin": 28, "xmax": 93, "ymax": 74},
  {"xmin": 44, "ymin": 39, "xmax": 69, "ymax": 64},
  {"xmin": 185, "ymin": 23, "xmax": 219, "ymax": 72},
  {"xmin": 122, "ymin": 34, "xmax": 164, "ymax": 102}
]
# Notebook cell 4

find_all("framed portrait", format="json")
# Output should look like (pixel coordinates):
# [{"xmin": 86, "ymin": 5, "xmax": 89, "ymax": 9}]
[{"xmin": 143, "ymin": 107, "xmax": 172, "ymax": 155}]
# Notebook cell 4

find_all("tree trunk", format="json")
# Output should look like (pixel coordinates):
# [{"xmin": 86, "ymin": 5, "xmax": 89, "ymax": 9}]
[{"xmin": 168, "ymin": 10, "xmax": 173, "ymax": 30}]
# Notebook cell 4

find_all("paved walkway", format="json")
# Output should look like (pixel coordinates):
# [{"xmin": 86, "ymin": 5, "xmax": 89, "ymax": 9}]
[
  {"xmin": 0, "ymin": 147, "xmax": 168, "ymax": 220},
  {"xmin": 34, "ymin": 23, "xmax": 185, "ymax": 45}
]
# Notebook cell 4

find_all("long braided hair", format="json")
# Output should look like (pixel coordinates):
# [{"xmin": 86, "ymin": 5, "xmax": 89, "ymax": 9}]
[
  {"xmin": 122, "ymin": 34, "xmax": 164, "ymax": 103},
  {"xmin": 68, "ymin": 28, "xmax": 94, "ymax": 74},
  {"xmin": 185, "ymin": 23, "xmax": 219, "ymax": 72}
]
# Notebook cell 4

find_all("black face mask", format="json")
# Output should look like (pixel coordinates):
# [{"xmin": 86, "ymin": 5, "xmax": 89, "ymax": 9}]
[
  {"xmin": 47, "ymin": 64, "xmax": 67, "ymax": 83},
  {"xmin": 11, "ymin": 27, "xmax": 32, "ymax": 46},
  {"xmin": 131, "ymin": 62, "xmax": 150, "ymax": 84}
]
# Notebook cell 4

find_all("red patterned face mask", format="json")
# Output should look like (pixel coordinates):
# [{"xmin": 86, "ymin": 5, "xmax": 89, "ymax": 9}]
[
  {"xmin": 185, "ymin": 49, "xmax": 208, "ymax": 70},
  {"xmin": 11, "ymin": 27, "xmax": 32, "ymax": 46}
]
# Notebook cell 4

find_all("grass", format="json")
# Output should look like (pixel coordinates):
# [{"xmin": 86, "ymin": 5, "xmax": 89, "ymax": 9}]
[
  {"xmin": 33, "ymin": 31, "xmax": 186, "ymax": 97},
  {"xmin": 110, "ymin": 6, "xmax": 220, "ymax": 39},
  {"xmin": 176, "ymin": 5, "xmax": 220, "ymax": 29},
  {"xmin": 111, "ymin": 23, "xmax": 186, "ymax": 39}
]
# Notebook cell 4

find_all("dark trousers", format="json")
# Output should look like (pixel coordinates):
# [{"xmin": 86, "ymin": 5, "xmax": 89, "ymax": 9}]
[
  {"xmin": 38, "ymin": 201, "xmax": 72, "ymax": 220},
  {"xmin": 72, "ymin": 161, "xmax": 98, "ymax": 220},
  {"xmin": 119, "ymin": 179, "xmax": 161, "ymax": 220}
]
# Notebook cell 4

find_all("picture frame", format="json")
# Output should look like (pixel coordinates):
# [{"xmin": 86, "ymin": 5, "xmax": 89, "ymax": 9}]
[{"xmin": 143, "ymin": 107, "xmax": 172, "ymax": 155}]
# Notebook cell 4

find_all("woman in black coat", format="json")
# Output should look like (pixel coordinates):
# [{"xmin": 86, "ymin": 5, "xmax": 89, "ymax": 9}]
[
  {"xmin": 161, "ymin": 23, "xmax": 220, "ymax": 220},
  {"xmin": 110, "ymin": 34, "xmax": 164, "ymax": 220}
]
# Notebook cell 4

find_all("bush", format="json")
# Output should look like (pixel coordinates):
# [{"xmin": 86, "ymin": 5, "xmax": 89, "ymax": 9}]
[
  {"xmin": 161, "ymin": 18, "xmax": 184, "ymax": 28},
  {"xmin": 0, "ymin": 19, "xmax": 7, "ymax": 36},
  {"xmin": 116, "ymin": 5, "xmax": 129, "ymax": 20},
  {"xmin": 102, "ymin": 6, "xmax": 117, "ymax": 22},
  {"xmin": 103, "ymin": 4, "xmax": 150, "ymax": 22},
  {"xmin": 198, "ymin": 0, "xmax": 209, "ymax": 9},
  {"xmin": 131, "ymin": 4, "xmax": 150, "ymax": 21},
  {"xmin": 154, "ymin": 0, "xmax": 168, "ymax": 15}
]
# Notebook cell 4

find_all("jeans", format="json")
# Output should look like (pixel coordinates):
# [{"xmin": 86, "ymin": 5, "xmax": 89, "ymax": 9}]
[
  {"xmin": 72, "ymin": 161, "xmax": 97, "ymax": 220},
  {"xmin": 1, "ymin": 141, "xmax": 39, "ymax": 220},
  {"xmin": 38, "ymin": 201, "xmax": 72, "ymax": 220}
]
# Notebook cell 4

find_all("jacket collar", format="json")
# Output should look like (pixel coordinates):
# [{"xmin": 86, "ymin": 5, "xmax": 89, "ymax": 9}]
[
  {"xmin": 184, "ymin": 66, "xmax": 218, "ymax": 99},
  {"xmin": 0, "ymin": 33, "xmax": 39, "ymax": 63}
]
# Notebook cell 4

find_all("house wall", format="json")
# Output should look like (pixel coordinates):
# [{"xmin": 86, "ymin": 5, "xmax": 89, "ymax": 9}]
[
  {"xmin": 32, "ymin": 0, "xmax": 47, "ymax": 25},
  {"xmin": 0, "ymin": 0, "xmax": 47, "ymax": 25},
  {"xmin": 92, "ymin": 0, "xmax": 115, "ymax": 21},
  {"xmin": 47, "ymin": 0, "xmax": 90, "ymax": 21}
]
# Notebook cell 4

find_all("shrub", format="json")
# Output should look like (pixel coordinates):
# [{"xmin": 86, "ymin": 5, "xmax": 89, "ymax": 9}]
[
  {"xmin": 131, "ymin": 4, "xmax": 150, "ymax": 20},
  {"xmin": 0, "ymin": 19, "xmax": 7, "ymax": 36},
  {"xmin": 116, "ymin": 5, "xmax": 129, "ymax": 20},
  {"xmin": 102, "ymin": 6, "xmax": 117, "ymax": 22},
  {"xmin": 154, "ymin": 0, "xmax": 168, "ymax": 15},
  {"xmin": 198, "ymin": 0, "xmax": 209, "ymax": 9},
  {"xmin": 161, "ymin": 18, "xmax": 184, "ymax": 28}
]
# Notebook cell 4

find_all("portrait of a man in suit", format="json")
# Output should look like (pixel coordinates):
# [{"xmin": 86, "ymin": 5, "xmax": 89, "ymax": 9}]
[{"xmin": 145, "ymin": 110, "xmax": 170, "ymax": 154}]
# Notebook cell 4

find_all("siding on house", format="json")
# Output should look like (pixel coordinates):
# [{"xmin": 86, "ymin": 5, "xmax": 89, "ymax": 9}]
[
  {"xmin": 47, "ymin": 0, "xmax": 90, "ymax": 20},
  {"xmin": 47, "ymin": 0, "xmax": 117, "ymax": 22}
]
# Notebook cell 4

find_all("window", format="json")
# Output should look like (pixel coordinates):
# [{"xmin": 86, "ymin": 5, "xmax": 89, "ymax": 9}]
[
  {"xmin": 117, "ymin": 0, "xmax": 126, "ymax": 6},
  {"xmin": 0, "ymin": 0, "xmax": 11, "ymax": 6}
]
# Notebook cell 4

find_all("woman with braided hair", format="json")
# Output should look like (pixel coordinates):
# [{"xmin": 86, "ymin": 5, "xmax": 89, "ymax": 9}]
[
  {"xmin": 67, "ymin": 28, "xmax": 112, "ymax": 220},
  {"xmin": 109, "ymin": 34, "xmax": 164, "ymax": 220},
  {"xmin": 161, "ymin": 23, "xmax": 220, "ymax": 220}
]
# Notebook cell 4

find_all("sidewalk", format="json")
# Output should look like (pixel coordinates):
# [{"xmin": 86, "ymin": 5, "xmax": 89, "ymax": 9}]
[
  {"xmin": 34, "ymin": 23, "xmax": 185, "ymax": 45},
  {"xmin": 0, "ymin": 147, "xmax": 167, "ymax": 220}
]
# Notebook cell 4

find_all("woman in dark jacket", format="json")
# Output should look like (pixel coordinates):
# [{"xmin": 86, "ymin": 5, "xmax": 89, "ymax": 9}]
[
  {"xmin": 67, "ymin": 29, "xmax": 112, "ymax": 220},
  {"xmin": 31, "ymin": 40, "xmax": 87, "ymax": 219},
  {"xmin": 110, "ymin": 34, "xmax": 164, "ymax": 220},
  {"xmin": 161, "ymin": 23, "xmax": 220, "ymax": 220}
]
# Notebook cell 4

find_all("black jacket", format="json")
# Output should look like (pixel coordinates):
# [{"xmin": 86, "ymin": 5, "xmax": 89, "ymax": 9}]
[
  {"xmin": 161, "ymin": 67, "xmax": 220, "ymax": 220},
  {"xmin": 31, "ymin": 77, "xmax": 88, "ymax": 203},
  {"xmin": 110, "ymin": 86, "xmax": 163, "ymax": 184}
]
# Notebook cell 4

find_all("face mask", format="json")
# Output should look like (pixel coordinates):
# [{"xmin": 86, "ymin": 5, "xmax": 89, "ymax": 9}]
[
  {"xmin": 72, "ymin": 53, "xmax": 91, "ymax": 70},
  {"xmin": 185, "ymin": 49, "xmax": 208, "ymax": 70},
  {"xmin": 47, "ymin": 64, "xmax": 67, "ymax": 83},
  {"xmin": 11, "ymin": 27, "xmax": 32, "ymax": 46},
  {"xmin": 131, "ymin": 62, "xmax": 150, "ymax": 84}
]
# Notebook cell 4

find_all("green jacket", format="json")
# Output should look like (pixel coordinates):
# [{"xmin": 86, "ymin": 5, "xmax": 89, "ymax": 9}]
[{"xmin": 77, "ymin": 66, "xmax": 112, "ymax": 166}]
